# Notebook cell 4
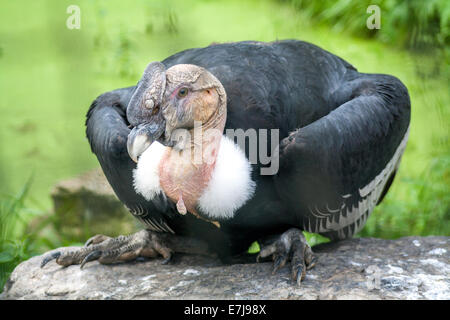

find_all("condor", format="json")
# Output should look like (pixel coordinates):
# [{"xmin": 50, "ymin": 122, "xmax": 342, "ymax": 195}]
[{"xmin": 42, "ymin": 40, "xmax": 410, "ymax": 284}]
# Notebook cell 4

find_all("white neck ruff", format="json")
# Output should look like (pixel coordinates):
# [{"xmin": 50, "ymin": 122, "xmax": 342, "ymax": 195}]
[{"xmin": 133, "ymin": 136, "xmax": 256, "ymax": 220}]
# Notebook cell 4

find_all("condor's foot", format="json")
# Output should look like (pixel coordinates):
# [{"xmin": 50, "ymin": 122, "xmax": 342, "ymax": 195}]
[
  {"xmin": 257, "ymin": 228, "xmax": 317, "ymax": 285},
  {"xmin": 40, "ymin": 229, "xmax": 211, "ymax": 269}
]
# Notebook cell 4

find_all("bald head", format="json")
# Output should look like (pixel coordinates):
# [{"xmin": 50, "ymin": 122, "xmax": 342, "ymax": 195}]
[
  {"xmin": 127, "ymin": 62, "xmax": 227, "ymax": 161},
  {"xmin": 162, "ymin": 64, "xmax": 227, "ymax": 136}
]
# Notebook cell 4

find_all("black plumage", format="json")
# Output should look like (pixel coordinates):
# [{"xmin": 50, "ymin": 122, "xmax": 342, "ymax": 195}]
[{"xmin": 86, "ymin": 40, "xmax": 410, "ymax": 259}]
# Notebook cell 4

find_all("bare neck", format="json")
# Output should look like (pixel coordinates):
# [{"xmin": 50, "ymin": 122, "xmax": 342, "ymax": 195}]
[{"xmin": 158, "ymin": 113, "xmax": 226, "ymax": 216}]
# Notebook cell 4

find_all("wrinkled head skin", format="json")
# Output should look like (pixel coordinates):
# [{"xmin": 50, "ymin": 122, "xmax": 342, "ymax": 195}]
[{"xmin": 127, "ymin": 62, "xmax": 227, "ymax": 162}]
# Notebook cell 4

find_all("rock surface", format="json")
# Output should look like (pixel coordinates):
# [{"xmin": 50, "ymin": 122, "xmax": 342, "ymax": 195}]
[{"xmin": 1, "ymin": 236, "xmax": 449, "ymax": 300}]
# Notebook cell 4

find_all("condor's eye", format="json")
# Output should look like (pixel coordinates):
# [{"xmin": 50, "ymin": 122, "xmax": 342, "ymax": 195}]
[{"xmin": 177, "ymin": 87, "xmax": 189, "ymax": 98}]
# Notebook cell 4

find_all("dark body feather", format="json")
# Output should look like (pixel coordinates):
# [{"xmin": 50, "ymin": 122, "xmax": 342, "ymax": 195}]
[{"xmin": 86, "ymin": 40, "xmax": 410, "ymax": 258}]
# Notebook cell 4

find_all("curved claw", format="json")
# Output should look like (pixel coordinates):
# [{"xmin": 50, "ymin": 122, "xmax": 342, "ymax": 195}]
[
  {"xmin": 292, "ymin": 264, "xmax": 306, "ymax": 286},
  {"xmin": 306, "ymin": 256, "xmax": 318, "ymax": 270},
  {"xmin": 84, "ymin": 234, "xmax": 110, "ymax": 247},
  {"xmin": 84, "ymin": 238, "xmax": 94, "ymax": 247},
  {"xmin": 272, "ymin": 255, "xmax": 288, "ymax": 274},
  {"xmin": 80, "ymin": 250, "xmax": 102, "ymax": 269},
  {"xmin": 160, "ymin": 252, "xmax": 173, "ymax": 265},
  {"xmin": 257, "ymin": 228, "xmax": 316, "ymax": 284},
  {"xmin": 40, "ymin": 251, "xmax": 61, "ymax": 268}
]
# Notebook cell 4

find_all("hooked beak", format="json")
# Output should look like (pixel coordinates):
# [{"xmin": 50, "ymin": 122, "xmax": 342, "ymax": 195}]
[
  {"xmin": 127, "ymin": 121, "xmax": 165, "ymax": 163},
  {"xmin": 126, "ymin": 61, "xmax": 168, "ymax": 163}
]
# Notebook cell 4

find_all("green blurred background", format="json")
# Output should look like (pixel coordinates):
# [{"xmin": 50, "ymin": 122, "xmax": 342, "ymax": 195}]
[{"xmin": 0, "ymin": 0, "xmax": 449, "ymax": 289}]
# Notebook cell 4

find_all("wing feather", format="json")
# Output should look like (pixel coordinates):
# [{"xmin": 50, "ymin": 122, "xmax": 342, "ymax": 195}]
[
  {"xmin": 275, "ymin": 72, "xmax": 410, "ymax": 240},
  {"xmin": 86, "ymin": 87, "xmax": 175, "ymax": 233}
]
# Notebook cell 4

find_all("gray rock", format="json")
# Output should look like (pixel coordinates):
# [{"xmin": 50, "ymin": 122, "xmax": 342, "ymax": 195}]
[
  {"xmin": 1, "ymin": 236, "xmax": 448, "ymax": 300},
  {"xmin": 50, "ymin": 168, "xmax": 139, "ymax": 242}
]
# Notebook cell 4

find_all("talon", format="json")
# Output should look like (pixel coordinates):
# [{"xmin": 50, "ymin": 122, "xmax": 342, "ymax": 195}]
[
  {"xmin": 39, "ymin": 230, "xmax": 210, "ymax": 270},
  {"xmin": 296, "ymin": 273, "xmax": 303, "ymax": 286},
  {"xmin": 80, "ymin": 250, "xmax": 102, "ymax": 269},
  {"xmin": 306, "ymin": 256, "xmax": 317, "ymax": 270},
  {"xmin": 258, "ymin": 228, "xmax": 316, "ymax": 284},
  {"xmin": 84, "ymin": 234, "xmax": 110, "ymax": 247},
  {"xmin": 160, "ymin": 253, "xmax": 172, "ymax": 265},
  {"xmin": 292, "ymin": 264, "xmax": 305, "ymax": 286},
  {"xmin": 272, "ymin": 255, "xmax": 287, "ymax": 274},
  {"xmin": 41, "ymin": 251, "xmax": 61, "ymax": 268}
]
